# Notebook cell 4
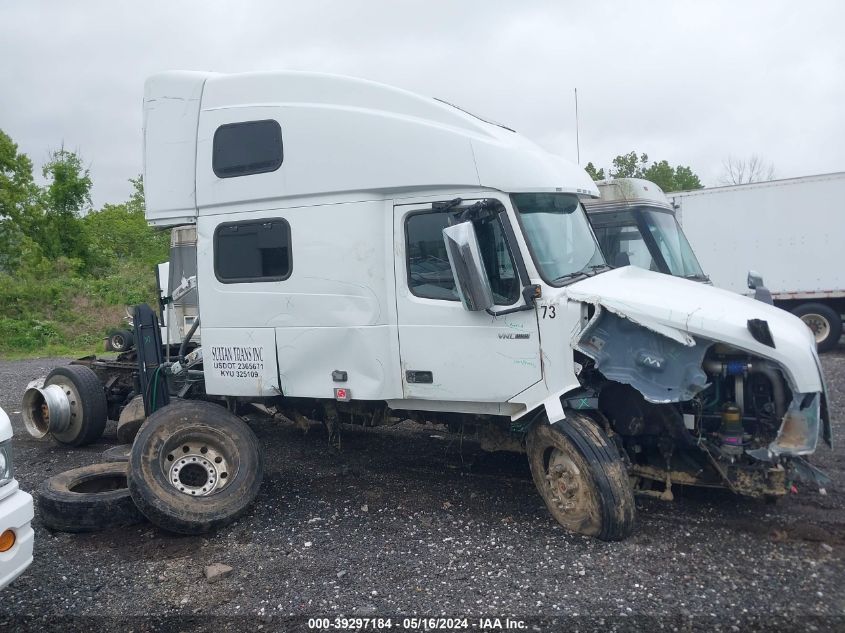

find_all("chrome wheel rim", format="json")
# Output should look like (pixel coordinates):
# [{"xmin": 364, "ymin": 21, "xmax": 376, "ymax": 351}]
[
  {"xmin": 800, "ymin": 313, "xmax": 830, "ymax": 343},
  {"xmin": 163, "ymin": 437, "xmax": 234, "ymax": 496}
]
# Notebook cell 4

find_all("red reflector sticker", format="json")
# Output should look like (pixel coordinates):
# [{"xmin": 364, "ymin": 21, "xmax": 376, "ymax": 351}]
[{"xmin": 334, "ymin": 387, "xmax": 350, "ymax": 401}]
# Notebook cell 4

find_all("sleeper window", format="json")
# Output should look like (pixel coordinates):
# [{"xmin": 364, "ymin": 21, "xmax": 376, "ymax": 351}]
[
  {"xmin": 406, "ymin": 211, "xmax": 519, "ymax": 305},
  {"xmin": 212, "ymin": 120, "xmax": 283, "ymax": 178},
  {"xmin": 214, "ymin": 219, "xmax": 291, "ymax": 283}
]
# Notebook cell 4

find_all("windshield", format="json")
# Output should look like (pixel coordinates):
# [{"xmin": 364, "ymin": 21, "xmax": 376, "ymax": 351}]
[
  {"xmin": 511, "ymin": 193, "xmax": 606, "ymax": 284},
  {"xmin": 591, "ymin": 210, "xmax": 659, "ymax": 270},
  {"xmin": 642, "ymin": 210, "xmax": 705, "ymax": 278}
]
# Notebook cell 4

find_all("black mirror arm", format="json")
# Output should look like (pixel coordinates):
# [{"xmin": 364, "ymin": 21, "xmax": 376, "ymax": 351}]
[{"xmin": 486, "ymin": 284, "xmax": 541, "ymax": 317}]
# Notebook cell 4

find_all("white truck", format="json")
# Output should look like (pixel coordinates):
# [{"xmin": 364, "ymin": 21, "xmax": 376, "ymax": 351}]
[
  {"xmin": 22, "ymin": 71, "xmax": 832, "ymax": 541},
  {"xmin": 669, "ymin": 173, "xmax": 845, "ymax": 352},
  {"xmin": 584, "ymin": 178, "xmax": 709, "ymax": 282},
  {"xmin": 0, "ymin": 406, "xmax": 34, "ymax": 590}
]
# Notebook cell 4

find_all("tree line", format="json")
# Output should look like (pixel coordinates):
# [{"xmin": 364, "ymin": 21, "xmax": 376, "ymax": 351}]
[
  {"xmin": 0, "ymin": 128, "xmax": 168, "ymax": 355},
  {"xmin": 0, "ymin": 129, "xmax": 168, "ymax": 278},
  {"xmin": 583, "ymin": 151, "xmax": 703, "ymax": 192},
  {"xmin": 583, "ymin": 151, "xmax": 776, "ymax": 191}
]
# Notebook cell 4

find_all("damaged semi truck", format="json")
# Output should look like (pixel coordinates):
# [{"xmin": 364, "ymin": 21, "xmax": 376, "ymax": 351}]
[{"xmin": 23, "ymin": 71, "xmax": 832, "ymax": 540}]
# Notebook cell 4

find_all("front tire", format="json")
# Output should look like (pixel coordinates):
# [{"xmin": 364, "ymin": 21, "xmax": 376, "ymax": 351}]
[
  {"xmin": 526, "ymin": 413, "xmax": 635, "ymax": 541},
  {"xmin": 791, "ymin": 303, "xmax": 842, "ymax": 352},
  {"xmin": 128, "ymin": 400, "xmax": 263, "ymax": 535}
]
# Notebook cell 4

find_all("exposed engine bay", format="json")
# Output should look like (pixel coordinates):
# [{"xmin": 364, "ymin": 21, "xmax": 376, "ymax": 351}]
[{"xmin": 573, "ymin": 308, "xmax": 831, "ymax": 499}]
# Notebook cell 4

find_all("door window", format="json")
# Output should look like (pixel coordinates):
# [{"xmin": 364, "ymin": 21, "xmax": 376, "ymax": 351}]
[{"xmin": 406, "ymin": 211, "xmax": 519, "ymax": 305}]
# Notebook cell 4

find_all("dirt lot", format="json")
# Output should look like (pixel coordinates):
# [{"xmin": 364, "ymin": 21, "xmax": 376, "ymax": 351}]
[{"xmin": 0, "ymin": 347, "xmax": 844, "ymax": 632}]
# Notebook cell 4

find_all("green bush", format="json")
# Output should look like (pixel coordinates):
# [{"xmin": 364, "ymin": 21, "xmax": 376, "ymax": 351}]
[
  {"xmin": 0, "ymin": 129, "xmax": 168, "ymax": 357},
  {"xmin": 0, "ymin": 317, "xmax": 61, "ymax": 353}
]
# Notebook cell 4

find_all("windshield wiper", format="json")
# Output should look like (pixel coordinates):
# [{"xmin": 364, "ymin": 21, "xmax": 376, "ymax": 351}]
[
  {"xmin": 553, "ymin": 264, "xmax": 610, "ymax": 284},
  {"xmin": 684, "ymin": 273, "xmax": 710, "ymax": 281}
]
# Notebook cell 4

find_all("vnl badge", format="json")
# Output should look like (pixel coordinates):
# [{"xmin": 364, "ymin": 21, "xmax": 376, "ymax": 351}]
[{"xmin": 334, "ymin": 387, "xmax": 351, "ymax": 402}]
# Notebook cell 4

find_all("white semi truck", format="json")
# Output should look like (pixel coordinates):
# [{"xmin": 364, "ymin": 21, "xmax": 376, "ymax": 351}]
[
  {"xmin": 22, "ymin": 71, "xmax": 832, "ymax": 541},
  {"xmin": 584, "ymin": 178, "xmax": 709, "ymax": 282},
  {"xmin": 669, "ymin": 173, "xmax": 845, "ymax": 352}
]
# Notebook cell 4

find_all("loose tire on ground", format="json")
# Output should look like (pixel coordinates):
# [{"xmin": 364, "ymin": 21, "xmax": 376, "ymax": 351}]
[
  {"xmin": 116, "ymin": 394, "xmax": 146, "ymax": 444},
  {"xmin": 106, "ymin": 329, "xmax": 134, "ymax": 352},
  {"xmin": 45, "ymin": 364, "xmax": 108, "ymax": 446},
  {"xmin": 791, "ymin": 303, "xmax": 842, "ymax": 353},
  {"xmin": 102, "ymin": 444, "xmax": 132, "ymax": 462},
  {"xmin": 38, "ymin": 462, "xmax": 145, "ymax": 532},
  {"xmin": 526, "ymin": 412, "xmax": 636, "ymax": 541},
  {"xmin": 128, "ymin": 400, "xmax": 263, "ymax": 535}
]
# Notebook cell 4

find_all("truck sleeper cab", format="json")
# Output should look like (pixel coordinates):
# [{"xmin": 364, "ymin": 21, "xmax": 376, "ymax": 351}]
[{"xmin": 128, "ymin": 71, "xmax": 833, "ymax": 540}]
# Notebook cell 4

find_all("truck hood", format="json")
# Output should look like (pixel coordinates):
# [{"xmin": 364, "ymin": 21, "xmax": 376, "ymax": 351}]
[{"xmin": 564, "ymin": 266, "xmax": 823, "ymax": 394}]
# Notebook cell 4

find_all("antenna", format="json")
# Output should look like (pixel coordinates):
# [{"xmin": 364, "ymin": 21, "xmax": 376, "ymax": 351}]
[{"xmin": 574, "ymin": 88, "xmax": 581, "ymax": 165}]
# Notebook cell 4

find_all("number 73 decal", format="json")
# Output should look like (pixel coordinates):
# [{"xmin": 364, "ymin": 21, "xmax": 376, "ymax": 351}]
[{"xmin": 540, "ymin": 305, "xmax": 556, "ymax": 319}]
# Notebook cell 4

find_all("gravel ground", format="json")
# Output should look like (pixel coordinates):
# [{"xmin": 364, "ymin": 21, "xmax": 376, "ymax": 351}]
[{"xmin": 0, "ymin": 348, "xmax": 844, "ymax": 632}]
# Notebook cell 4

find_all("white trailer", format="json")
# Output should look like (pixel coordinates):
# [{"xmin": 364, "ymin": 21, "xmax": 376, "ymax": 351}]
[
  {"xmin": 22, "ymin": 71, "xmax": 832, "ymax": 541},
  {"xmin": 669, "ymin": 173, "xmax": 845, "ymax": 351}
]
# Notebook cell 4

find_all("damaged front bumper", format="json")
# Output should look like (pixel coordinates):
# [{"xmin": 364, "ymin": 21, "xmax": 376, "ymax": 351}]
[{"xmin": 564, "ymin": 280, "xmax": 832, "ymax": 495}]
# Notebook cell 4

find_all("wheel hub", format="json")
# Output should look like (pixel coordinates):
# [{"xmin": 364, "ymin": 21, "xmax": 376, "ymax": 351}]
[
  {"xmin": 546, "ymin": 450, "xmax": 587, "ymax": 513},
  {"xmin": 166, "ymin": 443, "xmax": 230, "ymax": 496},
  {"xmin": 800, "ymin": 313, "xmax": 830, "ymax": 342}
]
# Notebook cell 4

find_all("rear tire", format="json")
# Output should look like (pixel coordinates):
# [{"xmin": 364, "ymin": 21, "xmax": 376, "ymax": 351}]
[
  {"xmin": 128, "ymin": 400, "xmax": 263, "ymax": 535},
  {"xmin": 38, "ymin": 462, "xmax": 145, "ymax": 532},
  {"xmin": 45, "ymin": 365, "xmax": 108, "ymax": 446},
  {"xmin": 791, "ymin": 303, "xmax": 842, "ymax": 353},
  {"xmin": 526, "ymin": 413, "xmax": 635, "ymax": 541}
]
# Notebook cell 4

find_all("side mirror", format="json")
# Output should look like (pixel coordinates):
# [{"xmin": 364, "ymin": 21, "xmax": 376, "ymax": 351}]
[
  {"xmin": 747, "ymin": 270, "xmax": 774, "ymax": 305},
  {"xmin": 747, "ymin": 270, "xmax": 764, "ymax": 289},
  {"xmin": 442, "ymin": 222, "xmax": 494, "ymax": 312}
]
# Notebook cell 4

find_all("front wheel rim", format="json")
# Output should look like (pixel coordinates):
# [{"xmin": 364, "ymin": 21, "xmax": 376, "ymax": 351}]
[
  {"xmin": 543, "ymin": 448, "xmax": 593, "ymax": 527},
  {"xmin": 800, "ymin": 313, "xmax": 830, "ymax": 342}
]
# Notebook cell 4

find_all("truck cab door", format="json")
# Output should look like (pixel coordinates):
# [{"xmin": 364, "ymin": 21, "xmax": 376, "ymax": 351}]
[{"xmin": 394, "ymin": 198, "xmax": 542, "ymax": 403}]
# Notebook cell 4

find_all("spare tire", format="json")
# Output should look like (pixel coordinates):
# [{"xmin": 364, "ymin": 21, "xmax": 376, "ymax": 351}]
[
  {"xmin": 107, "ymin": 329, "xmax": 134, "ymax": 353},
  {"xmin": 45, "ymin": 365, "xmax": 108, "ymax": 446},
  {"xmin": 38, "ymin": 462, "xmax": 145, "ymax": 532},
  {"xmin": 128, "ymin": 400, "xmax": 263, "ymax": 535}
]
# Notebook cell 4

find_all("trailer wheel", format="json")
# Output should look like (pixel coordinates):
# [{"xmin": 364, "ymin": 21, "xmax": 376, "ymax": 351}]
[
  {"xmin": 792, "ymin": 303, "xmax": 842, "ymax": 352},
  {"xmin": 38, "ymin": 462, "xmax": 145, "ymax": 532},
  {"xmin": 106, "ymin": 329, "xmax": 134, "ymax": 352},
  {"xmin": 526, "ymin": 412, "xmax": 635, "ymax": 541},
  {"xmin": 44, "ymin": 365, "xmax": 108, "ymax": 446},
  {"xmin": 128, "ymin": 400, "xmax": 263, "ymax": 535}
]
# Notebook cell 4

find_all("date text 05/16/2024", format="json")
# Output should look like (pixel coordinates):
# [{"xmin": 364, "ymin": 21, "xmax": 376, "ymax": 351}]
[{"xmin": 307, "ymin": 617, "xmax": 527, "ymax": 630}]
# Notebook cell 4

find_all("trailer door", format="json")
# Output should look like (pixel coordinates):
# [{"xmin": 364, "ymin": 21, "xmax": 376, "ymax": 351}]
[{"xmin": 394, "ymin": 200, "xmax": 542, "ymax": 402}]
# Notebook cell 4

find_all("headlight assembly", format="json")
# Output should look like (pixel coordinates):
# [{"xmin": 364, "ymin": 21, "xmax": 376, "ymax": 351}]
[{"xmin": 0, "ymin": 440, "xmax": 13, "ymax": 486}]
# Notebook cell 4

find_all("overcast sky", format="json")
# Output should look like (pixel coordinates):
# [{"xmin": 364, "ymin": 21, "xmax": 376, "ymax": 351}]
[{"xmin": 2, "ymin": 0, "xmax": 843, "ymax": 207}]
